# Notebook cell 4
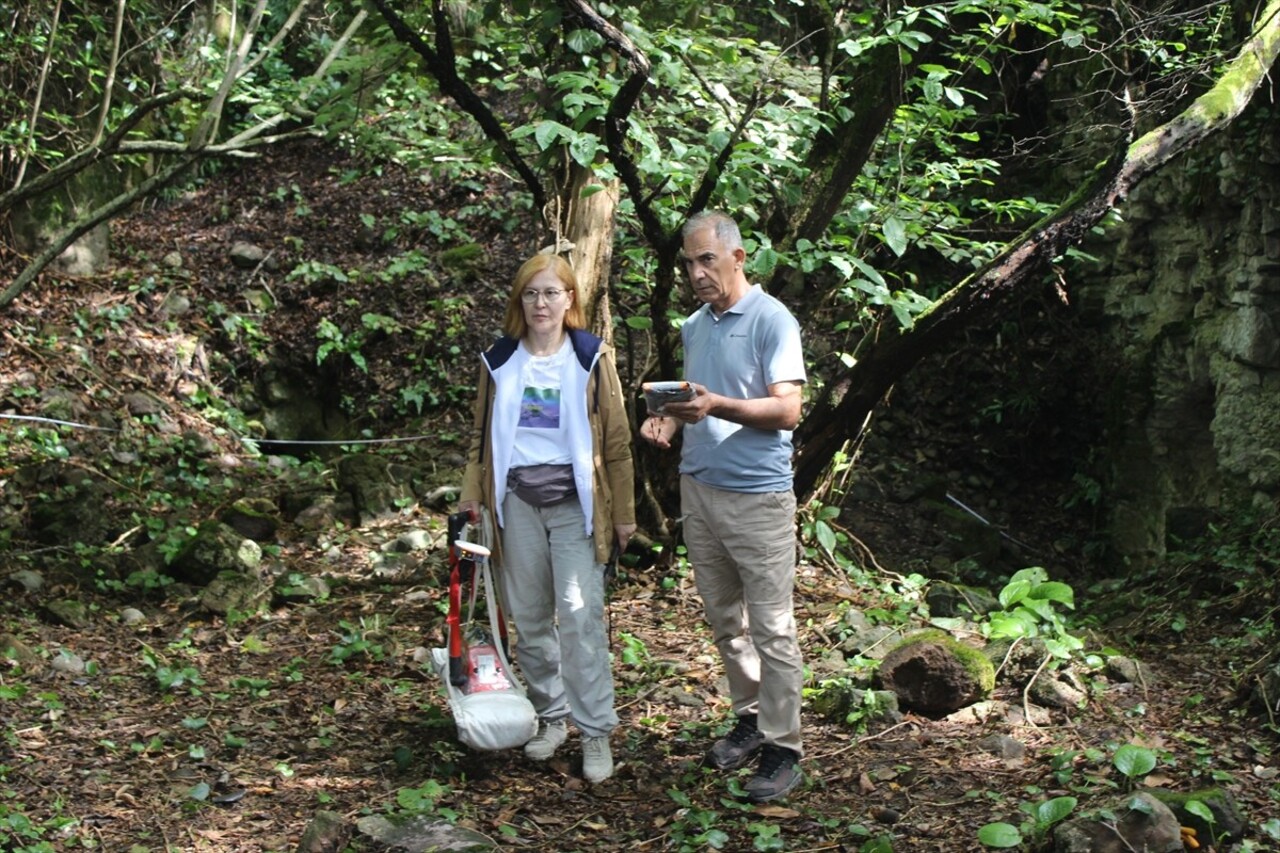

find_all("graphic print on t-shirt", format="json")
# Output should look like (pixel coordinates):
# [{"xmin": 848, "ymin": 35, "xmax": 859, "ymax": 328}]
[{"xmin": 518, "ymin": 386, "xmax": 561, "ymax": 429}]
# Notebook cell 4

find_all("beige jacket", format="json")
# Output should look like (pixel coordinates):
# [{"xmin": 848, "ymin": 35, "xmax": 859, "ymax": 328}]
[{"xmin": 459, "ymin": 331, "xmax": 635, "ymax": 566}]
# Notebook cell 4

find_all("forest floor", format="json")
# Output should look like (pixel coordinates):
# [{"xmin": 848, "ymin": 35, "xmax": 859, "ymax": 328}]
[{"xmin": 2, "ymin": 140, "xmax": 1278, "ymax": 853}]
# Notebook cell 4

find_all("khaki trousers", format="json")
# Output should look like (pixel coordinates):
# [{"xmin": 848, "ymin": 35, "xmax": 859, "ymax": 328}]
[{"xmin": 681, "ymin": 475, "xmax": 803, "ymax": 756}]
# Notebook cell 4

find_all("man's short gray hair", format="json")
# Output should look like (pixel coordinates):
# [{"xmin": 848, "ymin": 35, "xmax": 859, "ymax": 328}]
[{"xmin": 682, "ymin": 210, "xmax": 743, "ymax": 250}]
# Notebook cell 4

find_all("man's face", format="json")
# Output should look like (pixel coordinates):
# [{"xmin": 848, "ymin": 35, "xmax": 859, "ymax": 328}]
[{"xmin": 681, "ymin": 225, "xmax": 745, "ymax": 313}]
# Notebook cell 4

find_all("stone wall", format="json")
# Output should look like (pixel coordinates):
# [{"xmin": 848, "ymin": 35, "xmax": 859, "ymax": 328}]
[{"xmin": 1075, "ymin": 110, "xmax": 1280, "ymax": 564}]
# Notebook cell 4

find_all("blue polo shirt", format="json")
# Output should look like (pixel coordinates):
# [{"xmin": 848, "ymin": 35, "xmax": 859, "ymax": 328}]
[{"xmin": 679, "ymin": 285, "xmax": 806, "ymax": 493}]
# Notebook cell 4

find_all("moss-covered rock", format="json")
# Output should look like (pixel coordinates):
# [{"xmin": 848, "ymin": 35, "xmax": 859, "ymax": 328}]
[
  {"xmin": 221, "ymin": 497, "xmax": 281, "ymax": 542},
  {"xmin": 1147, "ymin": 787, "xmax": 1246, "ymax": 844},
  {"xmin": 170, "ymin": 521, "xmax": 262, "ymax": 586},
  {"xmin": 200, "ymin": 569, "xmax": 272, "ymax": 616},
  {"xmin": 876, "ymin": 629, "xmax": 996, "ymax": 714},
  {"xmin": 1052, "ymin": 791, "xmax": 1182, "ymax": 853}
]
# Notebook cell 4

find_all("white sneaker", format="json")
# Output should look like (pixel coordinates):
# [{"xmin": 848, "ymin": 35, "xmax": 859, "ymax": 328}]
[
  {"xmin": 524, "ymin": 719, "xmax": 568, "ymax": 761},
  {"xmin": 582, "ymin": 735, "xmax": 613, "ymax": 783}
]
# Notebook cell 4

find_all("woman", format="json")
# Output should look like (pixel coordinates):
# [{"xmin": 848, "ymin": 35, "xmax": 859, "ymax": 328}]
[{"xmin": 459, "ymin": 252, "xmax": 636, "ymax": 784}]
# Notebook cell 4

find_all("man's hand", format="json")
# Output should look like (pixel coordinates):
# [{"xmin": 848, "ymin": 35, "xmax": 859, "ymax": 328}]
[
  {"xmin": 666, "ymin": 380, "xmax": 803, "ymax": 431},
  {"xmin": 661, "ymin": 382, "xmax": 714, "ymax": 425}
]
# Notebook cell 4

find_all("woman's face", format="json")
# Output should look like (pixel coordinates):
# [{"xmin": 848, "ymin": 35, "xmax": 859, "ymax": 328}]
[{"xmin": 521, "ymin": 268, "xmax": 573, "ymax": 338}]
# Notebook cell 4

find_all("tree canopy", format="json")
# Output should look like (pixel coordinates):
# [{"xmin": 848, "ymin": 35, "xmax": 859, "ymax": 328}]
[{"xmin": 4, "ymin": 0, "xmax": 1280, "ymax": 504}]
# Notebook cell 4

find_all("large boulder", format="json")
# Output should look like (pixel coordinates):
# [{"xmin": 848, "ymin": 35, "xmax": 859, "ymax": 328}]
[
  {"xmin": 876, "ymin": 629, "xmax": 995, "ymax": 715},
  {"xmin": 221, "ymin": 497, "xmax": 281, "ymax": 542}
]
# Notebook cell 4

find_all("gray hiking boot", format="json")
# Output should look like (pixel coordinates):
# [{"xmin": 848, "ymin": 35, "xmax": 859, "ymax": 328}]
[
  {"xmin": 743, "ymin": 744, "xmax": 803, "ymax": 803},
  {"xmin": 581, "ymin": 735, "xmax": 613, "ymax": 783},
  {"xmin": 704, "ymin": 714, "xmax": 764, "ymax": 770},
  {"xmin": 524, "ymin": 718, "xmax": 568, "ymax": 761}
]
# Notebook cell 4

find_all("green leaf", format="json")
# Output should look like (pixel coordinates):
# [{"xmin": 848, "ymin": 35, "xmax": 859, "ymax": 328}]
[
  {"xmin": 624, "ymin": 315, "xmax": 652, "ymax": 330},
  {"xmin": 565, "ymin": 28, "xmax": 605, "ymax": 54},
  {"xmin": 848, "ymin": 256, "xmax": 887, "ymax": 286},
  {"xmin": 998, "ymin": 579, "xmax": 1031, "ymax": 608},
  {"xmin": 828, "ymin": 255, "xmax": 854, "ymax": 278},
  {"xmin": 1035, "ymin": 796, "xmax": 1077, "ymax": 826},
  {"xmin": 816, "ymin": 520, "xmax": 837, "ymax": 554},
  {"xmin": 1113, "ymin": 744, "xmax": 1157, "ymax": 779},
  {"xmin": 1044, "ymin": 637, "xmax": 1082, "ymax": 659},
  {"xmin": 880, "ymin": 213, "xmax": 911, "ymax": 253},
  {"xmin": 987, "ymin": 610, "xmax": 1037, "ymax": 639},
  {"xmin": 533, "ymin": 120, "xmax": 570, "ymax": 151},
  {"xmin": 568, "ymin": 131, "xmax": 600, "ymax": 166},
  {"xmin": 1008, "ymin": 567, "xmax": 1049, "ymax": 586},
  {"xmin": 977, "ymin": 822, "xmax": 1022, "ymax": 847},
  {"xmin": 1184, "ymin": 799, "xmax": 1214, "ymax": 823},
  {"xmin": 704, "ymin": 829, "xmax": 730, "ymax": 849},
  {"xmin": 1030, "ymin": 581, "xmax": 1075, "ymax": 607},
  {"xmin": 1019, "ymin": 598, "xmax": 1057, "ymax": 622},
  {"xmin": 188, "ymin": 782, "xmax": 211, "ymax": 801},
  {"xmin": 753, "ymin": 246, "xmax": 779, "ymax": 277}
]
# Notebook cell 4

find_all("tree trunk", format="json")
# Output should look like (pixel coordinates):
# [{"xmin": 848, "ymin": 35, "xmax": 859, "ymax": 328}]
[
  {"xmin": 551, "ymin": 161, "xmax": 620, "ymax": 342},
  {"xmin": 793, "ymin": 0, "xmax": 1280, "ymax": 498}
]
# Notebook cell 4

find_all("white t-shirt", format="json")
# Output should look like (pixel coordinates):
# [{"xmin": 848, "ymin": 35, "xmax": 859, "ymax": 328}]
[{"xmin": 510, "ymin": 338, "xmax": 573, "ymax": 468}]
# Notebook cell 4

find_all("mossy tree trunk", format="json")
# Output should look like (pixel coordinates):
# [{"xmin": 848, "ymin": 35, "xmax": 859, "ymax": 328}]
[{"xmin": 550, "ymin": 153, "xmax": 620, "ymax": 345}]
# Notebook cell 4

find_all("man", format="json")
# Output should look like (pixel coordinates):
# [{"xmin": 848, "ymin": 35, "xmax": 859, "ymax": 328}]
[{"xmin": 640, "ymin": 210, "xmax": 806, "ymax": 803}]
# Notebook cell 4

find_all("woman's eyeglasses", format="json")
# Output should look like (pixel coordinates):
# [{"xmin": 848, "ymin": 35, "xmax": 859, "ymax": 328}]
[{"xmin": 521, "ymin": 288, "xmax": 566, "ymax": 304}]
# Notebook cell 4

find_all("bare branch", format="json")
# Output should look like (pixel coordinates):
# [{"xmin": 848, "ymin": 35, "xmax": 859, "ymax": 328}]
[
  {"xmin": 0, "ymin": 89, "xmax": 195, "ymax": 215},
  {"xmin": 91, "ymin": 0, "xmax": 128, "ymax": 147},
  {"xmin": 238, "ymin": 0, "xmax": 317, "ymax": 79},
  {"xmin": 189, "ymin": 0, "xmax": 269, "ymax": 150},
  {"xmin": 224, "ymin": 9, "xmax": 368, "ymax": 148},
  {"xmin": 366, "ymin": 0, "xmax": 548, "ymax": 212}
]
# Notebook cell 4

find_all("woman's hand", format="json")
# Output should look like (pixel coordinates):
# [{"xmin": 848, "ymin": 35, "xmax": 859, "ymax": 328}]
[
  {"xmin": 458, "ymin": 500, "xmax": 481, "ymax": 523},
  {"xmin": 614, "ymin": 523, "xmax": 636, "ymax": 552},
  {"xmin": 639, "ymin": 416, "xmax": 680, "ymax": 449}
]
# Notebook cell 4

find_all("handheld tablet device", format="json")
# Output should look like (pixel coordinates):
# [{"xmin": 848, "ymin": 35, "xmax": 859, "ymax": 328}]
[{"xmin": 642, "ymin": 381, "xmax": 695, "ymax": 414}]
